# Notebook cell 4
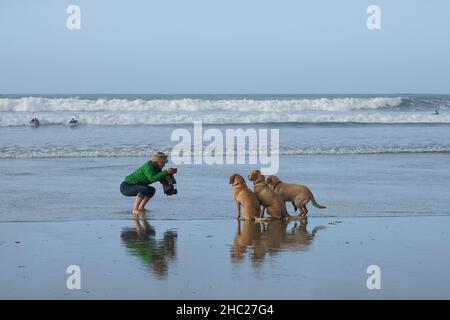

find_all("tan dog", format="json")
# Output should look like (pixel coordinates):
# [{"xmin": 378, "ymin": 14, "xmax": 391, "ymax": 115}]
[
  {"xmin": 266, "ymin": 175, "xmax": 326, "ymax": 217},
  {"xmin": 247, "ymin": 170, "xmax": 289, "ymax": 219},
  {"xmin": 229, "ymin": 174, "xmax": 261, "ymax": 220}
]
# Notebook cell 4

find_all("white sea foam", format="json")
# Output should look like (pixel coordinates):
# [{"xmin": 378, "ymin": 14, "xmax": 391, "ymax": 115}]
[
  {"xmin": 0, "ymin": 96, "xmax": 449, "ymax": 126},
  {"xmin": 0, "ymin": 145, "xmax": 448, "ymax": 159},
  {"xmin": 1, "ymin": 111, "xmax": 450, "ymax": 126},
  {"xmin": 0, "ymin": 97, "xmax": 404, "ymax": 112}
]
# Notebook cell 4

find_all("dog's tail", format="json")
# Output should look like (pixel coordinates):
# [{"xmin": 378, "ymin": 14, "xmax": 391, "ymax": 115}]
[{"xmin": 310, "ymin": 194, "xmax": 326, "ymax": 209}]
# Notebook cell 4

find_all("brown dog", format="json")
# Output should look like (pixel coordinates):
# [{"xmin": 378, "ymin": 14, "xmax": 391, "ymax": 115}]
[
  {"xmin": 229, "ymin": 174, "xmax": 261, "ymax": 220},
  {"xmin": 247, "ymin": 170, "xmax": 289, "ymax": 219},
  {"xmin": 266, "ymin": 175, "xmax": 326, "ymax": 217}
]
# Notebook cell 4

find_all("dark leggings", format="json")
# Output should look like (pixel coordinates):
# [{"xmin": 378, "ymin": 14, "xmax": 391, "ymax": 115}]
[{"xmin": 120, "ymin": 181, "xmax": 156, "ymax": 199}]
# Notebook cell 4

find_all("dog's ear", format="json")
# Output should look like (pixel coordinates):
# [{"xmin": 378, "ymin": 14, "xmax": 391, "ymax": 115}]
[
  {"xmin": 229, "ymin": 174, "xmax": 236, "ymax": 184},
  {"xmin": 254, "ymin": 170, "xmax": 263, "ymax": 179}
]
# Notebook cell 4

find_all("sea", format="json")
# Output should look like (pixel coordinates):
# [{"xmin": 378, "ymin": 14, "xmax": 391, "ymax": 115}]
[{"xmin": 0, "ymin": 94, "xmax": 449, "ymax": 221}]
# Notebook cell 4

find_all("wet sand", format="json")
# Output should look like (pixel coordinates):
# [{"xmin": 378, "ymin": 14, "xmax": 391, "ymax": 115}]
[
  {"xmin": 1, "ymin": 153, "xmax": 450, "ymax": 222},
  {"xmin": 1, "ymin": 216, "xmax": 449, "ymax": 299}
]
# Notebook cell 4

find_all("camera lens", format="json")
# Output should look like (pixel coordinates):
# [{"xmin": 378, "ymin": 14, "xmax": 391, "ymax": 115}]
[{"xmin": 165, "ymin": 187, "xmax": 177, "ymax": 195}]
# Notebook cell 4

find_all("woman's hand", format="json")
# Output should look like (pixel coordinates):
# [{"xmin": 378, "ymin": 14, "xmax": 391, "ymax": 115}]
[{"xmin": 167, "ymin": 168, "xmax": 177, "ymax": 175}]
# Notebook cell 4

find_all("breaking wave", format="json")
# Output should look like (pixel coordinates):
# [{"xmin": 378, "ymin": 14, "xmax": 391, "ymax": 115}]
[
  {"xmin": 0, "ymin": 96, "xmax": 405, "ymax": 112},
  {"xmin": 1, "ymin": 96, "xmax": 449, "ymax": 126}
]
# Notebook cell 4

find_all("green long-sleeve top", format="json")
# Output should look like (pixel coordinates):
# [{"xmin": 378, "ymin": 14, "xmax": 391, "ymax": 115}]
[{"xmin": 125, "ymin": 161, "xmax": 169, "ymax": 185}]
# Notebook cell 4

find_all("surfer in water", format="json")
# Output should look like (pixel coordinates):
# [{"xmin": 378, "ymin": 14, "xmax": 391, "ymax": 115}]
[
  {"xmin": 69, "ymin": 117, "xmax": 79, "ymax": 125},
  {"xmin": 433, "ymin": 109, "xmax": 440, "ymax": 115},
  {"xmin": 30, "ymin": 117, "xmax": 40, "ymax": 126},
  {"xmin": 120, "ymin": 152, "xmax": 177, "ymax": 217}
]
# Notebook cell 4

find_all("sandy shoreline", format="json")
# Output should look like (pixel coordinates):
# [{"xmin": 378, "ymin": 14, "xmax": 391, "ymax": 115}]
[
  {"xmin": 1, "ymin": 216, "xmax": 449, "ymax": 299},
  {"xmin": 2, "ymin": 153, "xmax": 450, "ymax": 222}
]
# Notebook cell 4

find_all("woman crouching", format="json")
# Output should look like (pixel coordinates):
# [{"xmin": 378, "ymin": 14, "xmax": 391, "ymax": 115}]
[{"xmin": 120, "ymin": 152, "xmax": 177, "ymax": 217}]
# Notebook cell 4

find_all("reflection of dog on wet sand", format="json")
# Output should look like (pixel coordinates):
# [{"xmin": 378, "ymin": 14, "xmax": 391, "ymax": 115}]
[
  {"xmin": 285, "ymin": 220, "xmax": 324, "ymax": 248},
  {"xmin": 231, "ymin": 219, "xmax": 323, "ymax": 263},
  {"xmin": 230, "ymin": 219, "xmax": 263, "ymax": 262},
  {"xmin": 266, "ymin": 175, "xmax": 326, "ymax": 218}
]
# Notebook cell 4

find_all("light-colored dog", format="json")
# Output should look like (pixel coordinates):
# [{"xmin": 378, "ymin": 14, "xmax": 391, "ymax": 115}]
[
  {"xmin": 247, "ymin": 170, "xmax": 289, "ymax": 219},
  {"xmin": 266, "ymin": 175, "xmax": 326, "ymax": 217},
  {"xmin": 229, "ymin": 174, "xmax": 261, "ymax": 220}
]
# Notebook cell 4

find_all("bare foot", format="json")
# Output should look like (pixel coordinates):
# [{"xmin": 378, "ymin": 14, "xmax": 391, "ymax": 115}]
[
  {"xmin": 138, "ymin": 208, "xmax": 148, "ymax": 214},
  {"xmin": 132, "ymin": 210, "xmax": 140, "ymax": 219}
]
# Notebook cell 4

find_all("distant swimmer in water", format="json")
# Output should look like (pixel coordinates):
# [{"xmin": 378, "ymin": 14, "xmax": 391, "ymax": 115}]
[
  {"xmin": 69, "ymin": 117, "xmax": 79, "ymax": 125},
  {"xmin": 29, "ymin": 117, "xmax": 40, "ymax": 126},
  {"xmin": 433, "ymin": 109, "xmax": 440, "ymax": 115}
]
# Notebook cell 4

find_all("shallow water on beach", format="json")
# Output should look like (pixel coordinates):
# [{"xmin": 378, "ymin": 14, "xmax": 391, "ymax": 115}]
[
  {"xmin": 0, "ymin": 153, "xmax": 449, "ymax": 222},
  {"xmin": 1, "ymin": 217, "xmax": 449, "ymax": 299}
]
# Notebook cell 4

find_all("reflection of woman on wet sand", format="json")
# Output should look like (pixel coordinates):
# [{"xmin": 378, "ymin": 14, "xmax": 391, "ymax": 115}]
[
  {"xmin": 231, "ymin": 219, "xmax": 323, "ymax": 264},
  {"xmin": 120, "ymin": 217, "xmax": 177, "ymax": 279}
]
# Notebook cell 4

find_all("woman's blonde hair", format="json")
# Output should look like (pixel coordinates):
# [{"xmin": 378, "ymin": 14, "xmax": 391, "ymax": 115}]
[{"xmin": 151, "ymin": 151, "xmax": 168, "ymax": 163}]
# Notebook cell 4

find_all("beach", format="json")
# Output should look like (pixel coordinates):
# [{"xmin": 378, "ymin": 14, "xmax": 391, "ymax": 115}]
[
  {"xmin": 1, "ymin": 95, "xmax": 450, "ymax": 299},
  {"xmin": 0, "ymin": 153, "xmax": 449, "ymax": 222},
  {"xmin": 1, "ymin": 153, "xmax": 450, "ymax": 299},
  {"xmin": 2, "ymin": 0, "xmax": 450, "ymax": 302},
  {"xmin": 1, "ymin": 217, "xmax": 450, "ymax": 299}
]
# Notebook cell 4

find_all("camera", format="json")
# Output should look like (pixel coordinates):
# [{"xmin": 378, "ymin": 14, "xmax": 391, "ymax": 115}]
[{"xmin": 163, "ymin": 175, "xmax": 177, "ymax": 196}]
